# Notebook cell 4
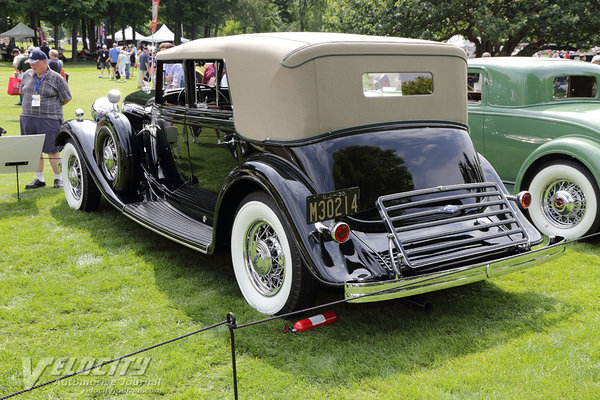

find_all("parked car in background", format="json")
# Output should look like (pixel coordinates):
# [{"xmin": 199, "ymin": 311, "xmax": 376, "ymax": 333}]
[
  {"xmin": 57, "ymin": 34, "xmax": 563, "ymax": 315},
  {"xmin": 468, "ymin": 57, "xmax": 600, "ymax": 240}
]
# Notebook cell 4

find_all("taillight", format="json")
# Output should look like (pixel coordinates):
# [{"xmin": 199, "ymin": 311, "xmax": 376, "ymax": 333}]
[
  {"xmin": 517, "ymin": 191, "xmax": 532, "ymax": 208},
  {"xmin": 331, "ymin": 222, "xmax": 350, "ymax": 243}
]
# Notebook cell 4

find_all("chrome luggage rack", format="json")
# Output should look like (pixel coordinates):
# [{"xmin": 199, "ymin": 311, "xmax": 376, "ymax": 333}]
[{"xmin": 376, "ymin": 182, "xmax": 530, "ymax": 276}]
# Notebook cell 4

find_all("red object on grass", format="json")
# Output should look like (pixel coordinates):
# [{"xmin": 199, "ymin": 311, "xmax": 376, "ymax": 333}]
[{"xmin": 292, "ymin": 311, "xmax": 337, "ymax": 332}]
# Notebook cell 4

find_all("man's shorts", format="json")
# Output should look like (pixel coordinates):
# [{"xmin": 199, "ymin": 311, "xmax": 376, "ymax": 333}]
[
  {"xmin": 111, "ymin": 62, "xmax": 117, "ymax": 68},
  {"xmin": 20, "ymin": 115, "xmax": 63, "ymax": 154}
]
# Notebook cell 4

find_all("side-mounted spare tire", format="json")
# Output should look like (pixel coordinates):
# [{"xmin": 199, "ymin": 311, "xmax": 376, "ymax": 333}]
[{"xmin": 94, "ymin": 118, "xmax": 137, "ymax": 195}]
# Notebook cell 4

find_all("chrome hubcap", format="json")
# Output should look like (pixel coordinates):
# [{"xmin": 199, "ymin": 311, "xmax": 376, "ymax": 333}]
[
  {"xmin": 101, "ymin": 136, "xmax": 117, "ymax": 181},
  {"xmin": 67, "ymin": 154, "xmax": 82, "ymax": 200},
  {"xmin": 542, "ymin": 179, "xmax": 585, "ymax": 228},
  {"xmin": 243, "ymin": 220, "xmax": 285, "ymax": 297}
]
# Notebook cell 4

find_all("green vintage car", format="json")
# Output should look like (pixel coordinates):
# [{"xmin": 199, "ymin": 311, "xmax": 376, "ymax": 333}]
[{"xmin": 468, "ymin": 57, "xmax": 600, "ymax": 240}]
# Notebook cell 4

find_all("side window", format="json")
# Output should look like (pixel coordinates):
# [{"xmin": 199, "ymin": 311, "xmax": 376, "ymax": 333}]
[
  {"xmin": 467, "ymin": 72, "xmax": 482, "ymax": 104},
  {"xmin": 157, "ymin": 60, "xmax": 186, "ymax": 106},
  {"xmin": 553, "ymin": 76, "xmax": 597, "ymax": 98},
  {"xmin": 194, "ymin": 60, "xmax": 231, "ymax": 110}
]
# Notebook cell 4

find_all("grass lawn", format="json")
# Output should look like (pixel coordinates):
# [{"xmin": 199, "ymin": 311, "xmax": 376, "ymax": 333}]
[{"xmin": 1, "ymin": 62, "xmax": 600, "ymax": 399}]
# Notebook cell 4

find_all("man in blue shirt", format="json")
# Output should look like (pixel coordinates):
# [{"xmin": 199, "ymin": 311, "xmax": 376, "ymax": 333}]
[
  {"xmin": 138, "ymin": 47, "xmax": 150, "ymax": 88},
  {"xmin": 108, "ymin": 43, "xmax": 120, "ymax": 79}
]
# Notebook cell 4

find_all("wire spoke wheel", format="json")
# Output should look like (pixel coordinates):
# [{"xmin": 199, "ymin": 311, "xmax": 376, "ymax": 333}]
[
  {"xmin": 541, "ymin": 178, "xmax": 586, "ymax": 228},
  {"xmin": 61, "ymin": 140, "xmax": 101, "ymax": 212},
  {"xmin": 100, "ymin": 135, "xmax": 118, "ymax": 182},
  {"xmin": 67, "ymin": 151, "xmax": 83, "ymax": 201},
  {"xmin": 231, "ymin": 192, "xmax": 315, "ymax": 315},
  {"xmin": 244, "ymin": 219, "xmax": 286, "ymax": 297},
  {"xmin": 528, "ymin": 161, "xmax": 600, "ymax": 239}
]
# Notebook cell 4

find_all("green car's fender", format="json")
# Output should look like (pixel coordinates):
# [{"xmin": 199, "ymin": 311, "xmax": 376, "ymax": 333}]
[{"xmin": 515, "ymin": 135, "xmax": 600, "ymax": 190}]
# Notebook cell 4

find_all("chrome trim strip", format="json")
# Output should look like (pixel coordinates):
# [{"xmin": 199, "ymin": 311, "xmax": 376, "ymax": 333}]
[{"xmin": 345, "ymin": 236, "xmax": 565, "ymax": 303}]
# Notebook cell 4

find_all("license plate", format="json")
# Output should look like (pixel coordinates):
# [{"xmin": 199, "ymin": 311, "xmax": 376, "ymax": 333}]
[{"xmin": 306, "ymin": 187, "xmax": 360, "ymax": 224}]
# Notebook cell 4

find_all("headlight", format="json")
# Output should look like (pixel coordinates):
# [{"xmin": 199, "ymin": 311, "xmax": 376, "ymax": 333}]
[{"xmin": 91, "ymin": 97, "xmax": 115, "ymax": 121}]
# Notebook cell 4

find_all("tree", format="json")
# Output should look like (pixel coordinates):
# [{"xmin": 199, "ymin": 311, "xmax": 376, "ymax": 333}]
[
  {"xmin": 222, "ymin": 0, "xmax": 284, "ymax": 34},
  {"xmin": 401, "ymin": 76, "xmax": 433, "ymax": 96},
  {"xmin": 324, "ymin": 0, "xmax": 600, "ymax": 57}
]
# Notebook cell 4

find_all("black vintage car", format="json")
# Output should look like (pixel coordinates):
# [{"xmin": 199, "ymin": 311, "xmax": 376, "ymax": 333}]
[{"xmin": 57, "ymin": 33, "xmax": 564, "ymax": 315}]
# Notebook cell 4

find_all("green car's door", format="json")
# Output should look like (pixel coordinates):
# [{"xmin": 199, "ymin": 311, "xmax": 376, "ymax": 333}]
[{"xmin": 467, "ymin": 68, "xmax": 487, "ymax": 154}]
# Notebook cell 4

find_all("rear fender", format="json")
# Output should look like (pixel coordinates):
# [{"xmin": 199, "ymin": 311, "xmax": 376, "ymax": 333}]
[
  {"xmin": 515, "ymin": 136, "xmax": 600, "ymax": 191},
  {"xmin": 217, "ymin": 155, "xmax": 388, "ymax": 286}
]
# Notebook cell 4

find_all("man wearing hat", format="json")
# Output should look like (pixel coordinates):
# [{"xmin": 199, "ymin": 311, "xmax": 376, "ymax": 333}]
[{"xmin": 19, "ymin": 49, "xmax": 72, "ymax": 189}]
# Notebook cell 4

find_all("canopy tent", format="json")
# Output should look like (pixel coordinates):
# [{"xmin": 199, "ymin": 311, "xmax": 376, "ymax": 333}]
[
  {"xmin": 107, "ymin": 26, "xmax": 150, "ymax": 42},
  {"xmin": 149, "ymin": 24, "xmax": 188, "ymax": 43},
  {"xmin": 0, "ymin": 22, "xmax": 36, "ymax": 39}
]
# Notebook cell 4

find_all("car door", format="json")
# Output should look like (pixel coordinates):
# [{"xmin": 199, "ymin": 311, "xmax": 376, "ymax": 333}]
[
  {"xmin": 182, "ymin": 59, "xmax": 239, "ymax": 224},
  {"xmin": 153, "ymin": 59, "xmax": 196, "ymax": 215}
]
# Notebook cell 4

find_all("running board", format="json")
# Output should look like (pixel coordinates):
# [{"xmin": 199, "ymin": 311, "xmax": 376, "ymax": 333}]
[{"xmin": 123, "ymin": 200, "xmax": 213, "ymax": 253}]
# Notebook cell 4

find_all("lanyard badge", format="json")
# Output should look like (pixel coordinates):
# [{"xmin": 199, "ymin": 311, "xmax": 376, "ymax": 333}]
[{"xmin": 32, "ymin": 70, "xmax": 47, "ymax": 107}]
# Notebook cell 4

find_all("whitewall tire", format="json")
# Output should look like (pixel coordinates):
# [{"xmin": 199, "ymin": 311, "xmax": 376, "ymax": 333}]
[
  {"xmin": 231, "ymin": 192, "xmax": 314, "ymax": 315},
  {"xmin": 528, "ymin": 161, "xmax": 600, "ymax": 240},
  {"xmin": 62, "ymin": 140, "xmax": 101, "ymax": 212}
]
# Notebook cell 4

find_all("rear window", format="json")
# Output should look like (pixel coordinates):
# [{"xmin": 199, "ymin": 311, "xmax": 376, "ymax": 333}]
[
  {"xmin": 553, "ymin": 76, "xmax": 597, "ymax": 98},
  {"xmin": 362, "ymin": 72, "xmax": 433, "ymax": 97}
]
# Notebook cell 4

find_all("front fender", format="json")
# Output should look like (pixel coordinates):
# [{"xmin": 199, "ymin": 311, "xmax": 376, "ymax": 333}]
[
  {"xmin": 515, "ymin": 135, "xmax": 600, "ymax": 191},
  {"xmin": 56, "ymin": 119, "xmax": 124, "ymax": 209}
]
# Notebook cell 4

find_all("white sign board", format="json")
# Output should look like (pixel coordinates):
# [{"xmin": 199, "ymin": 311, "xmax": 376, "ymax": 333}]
[{"xmin": 0, "ymin": 134, "xmax": 45, "ymax": 174}]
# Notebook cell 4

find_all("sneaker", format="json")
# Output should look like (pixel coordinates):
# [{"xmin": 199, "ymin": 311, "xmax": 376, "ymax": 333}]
[
  {"xmin": 25, "ymin": 179, "xmax": 46, "ymax": 189},
  {"xmin": 99, "ymin": 75, "xmax": 103, "ymax": 78},
  {"xmin": 54, "ymin": 178, "xmax": 63, "ymax": 189}
]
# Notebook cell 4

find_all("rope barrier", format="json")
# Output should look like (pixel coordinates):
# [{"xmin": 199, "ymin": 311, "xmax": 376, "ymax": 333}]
[
  {"xmin": 0, "ymin": 320, "xmax": 228, "ymax": 400},
  {"xmin": 0, "ymin": 232, "xmax": 594, "ymax": 400}
]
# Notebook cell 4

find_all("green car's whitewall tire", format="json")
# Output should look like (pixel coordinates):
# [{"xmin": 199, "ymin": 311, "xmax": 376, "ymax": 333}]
[{"xmin": 528, "ymin": 161, "xmax": 600, "ymax": 240}]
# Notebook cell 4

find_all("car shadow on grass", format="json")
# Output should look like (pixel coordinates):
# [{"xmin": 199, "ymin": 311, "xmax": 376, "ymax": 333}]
[{"xmin": 49, "ymin": 199, "xmax": 576, "ymax": 387}]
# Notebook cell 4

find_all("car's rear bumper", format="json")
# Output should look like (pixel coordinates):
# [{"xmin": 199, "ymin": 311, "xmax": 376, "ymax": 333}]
[{"xmin": 345, "ymin": 236, "xmax": 565, "ymax": 303}]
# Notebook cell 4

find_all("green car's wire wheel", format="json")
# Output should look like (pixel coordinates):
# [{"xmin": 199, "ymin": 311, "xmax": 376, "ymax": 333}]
[{"xmin": 528, "ymin": 161, "xmax": 600, "ymax": 240}]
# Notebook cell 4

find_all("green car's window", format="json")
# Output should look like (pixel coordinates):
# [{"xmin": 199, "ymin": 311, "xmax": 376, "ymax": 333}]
[
  {"xmin": 467, "ymin": 72, "xmax": 482, "ymax": 104},
  {"xmin": 362, "ymin": 72, "xmax": 433, "ymax": 97},
  {"xmin": 553, "ymin": 76, "xmax": 596, "ymax": 99}
]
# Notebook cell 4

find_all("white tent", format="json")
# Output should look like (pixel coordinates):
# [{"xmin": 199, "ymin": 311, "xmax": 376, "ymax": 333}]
[
  {"xmin": 150, "ymin": 24, "xmax": 188, "ymax": 43},
  {"xmin": 107, "ymin": 26, "xmax": 150, "ymax": 42},
  {"xmin": 0, "ymin": 22, "xmax": 36, "ymax": 39}
]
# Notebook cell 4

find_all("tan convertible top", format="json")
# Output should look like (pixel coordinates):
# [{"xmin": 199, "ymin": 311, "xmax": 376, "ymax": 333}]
[{"xmin": 157, "ymin": 32, "xmax": 468, "ymax": 141}]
